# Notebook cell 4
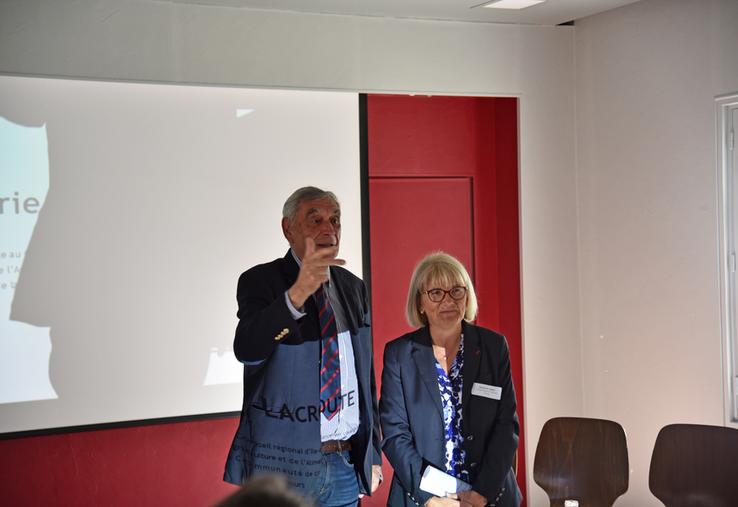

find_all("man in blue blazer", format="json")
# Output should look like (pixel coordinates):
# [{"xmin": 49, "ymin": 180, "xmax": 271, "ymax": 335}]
[{"xmin": 224, "ymin": 187, "xmax": 382, "ymax": 506}]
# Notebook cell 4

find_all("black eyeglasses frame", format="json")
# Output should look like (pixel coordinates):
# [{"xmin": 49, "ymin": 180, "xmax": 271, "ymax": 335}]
[{"xmin": 422, "ymin": 286, "xmax": 467, "ymax": 303}]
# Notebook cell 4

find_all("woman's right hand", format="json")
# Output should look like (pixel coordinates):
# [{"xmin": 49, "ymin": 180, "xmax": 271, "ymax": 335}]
[{"xmin": 425, "ymin": 496, "xmax": 461, "ymax": 507}]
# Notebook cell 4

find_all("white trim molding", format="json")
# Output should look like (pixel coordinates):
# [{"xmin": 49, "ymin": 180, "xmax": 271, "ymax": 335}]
[{"xmin": 716, "ymin": 92, "xmax": 738, "ymax": 429}]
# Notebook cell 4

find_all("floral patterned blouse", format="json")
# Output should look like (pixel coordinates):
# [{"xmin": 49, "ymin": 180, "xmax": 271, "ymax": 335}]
[{"xmin": 434, "ymin": 335, "xmax": 469, "ymax": 482}]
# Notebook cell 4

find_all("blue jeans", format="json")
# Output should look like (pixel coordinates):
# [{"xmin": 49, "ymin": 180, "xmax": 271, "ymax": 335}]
[{"xmin": 316, "ymin": 450, "xmax": 360, "ymax": 507}]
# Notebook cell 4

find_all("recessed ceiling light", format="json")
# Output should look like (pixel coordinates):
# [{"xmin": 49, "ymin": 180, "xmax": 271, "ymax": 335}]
[{"xmin": 480, "ymin": 0, "xmax": 546, "ymax": 9}]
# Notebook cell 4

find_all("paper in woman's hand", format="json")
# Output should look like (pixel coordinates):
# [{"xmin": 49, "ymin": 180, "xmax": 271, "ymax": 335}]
[{"xmin": 419, "ymin": 465, "xmax": 472, "ymax": 496}]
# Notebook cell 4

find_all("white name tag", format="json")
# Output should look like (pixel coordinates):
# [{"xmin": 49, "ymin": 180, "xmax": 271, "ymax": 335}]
[{"xmin": 472, "ymin": 382, "xmax": 502, "ymax": 400}]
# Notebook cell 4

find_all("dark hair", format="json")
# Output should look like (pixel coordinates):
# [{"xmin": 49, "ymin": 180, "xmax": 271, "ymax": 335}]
[{"xmin": 214, "ymin": 475, "xmax": 312, "ymax": 507}]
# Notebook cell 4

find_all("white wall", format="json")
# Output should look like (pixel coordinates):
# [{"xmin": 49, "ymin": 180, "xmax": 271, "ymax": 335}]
[
  {"xmin": 575, "ymin": 0, "xmax": 738, "ymax": 505},
  {"xmin": 0, "ymin": 1, "xmax": 580, "ymax": 504}
]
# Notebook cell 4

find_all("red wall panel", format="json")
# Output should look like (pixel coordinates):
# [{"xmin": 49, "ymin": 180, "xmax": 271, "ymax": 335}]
[
  {"xmin": 369, "ymin": 177, "xmax": 474, "ymax": 345},
  {"xmin": 0, "ymin": 417, "xmax": 239, "ymax": 506},
  {"xmin": 368, "ymin": 97, "xmax": 481, "ymax": 177}
]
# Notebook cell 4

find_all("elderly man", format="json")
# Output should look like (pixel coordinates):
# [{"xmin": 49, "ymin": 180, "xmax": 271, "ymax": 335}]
[{"xmin": 224, "ymin": 186, "xmax": 382, "ymax": 506}]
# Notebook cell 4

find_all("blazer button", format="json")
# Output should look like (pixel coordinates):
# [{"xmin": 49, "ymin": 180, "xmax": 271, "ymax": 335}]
[
  {"xmin": 470, "ymin": 462, "xmax": 478, "ymax": 468},
  {"xmin": 466, "ymin": 434, "xmax": 474, "ymax": 441}
]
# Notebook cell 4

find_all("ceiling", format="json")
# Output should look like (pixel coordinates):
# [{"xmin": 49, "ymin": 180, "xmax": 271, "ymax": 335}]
[{"xmin": 165, "ymin": 0, "xmax": 641, "ymax": 26}]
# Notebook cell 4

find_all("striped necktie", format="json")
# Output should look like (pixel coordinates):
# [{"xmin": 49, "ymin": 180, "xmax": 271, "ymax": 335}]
[{"xmin": 315, "ymin": 285, "xmax": 341, "ymax": 420}]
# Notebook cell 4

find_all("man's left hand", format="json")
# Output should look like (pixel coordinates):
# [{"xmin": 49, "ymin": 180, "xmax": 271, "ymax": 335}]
[
  {"xmin": 371, "ymin": 465, "xmax": 383, "ymax": 493},
  {"xmin": 458, "ymin": 490, "xmax": 487, "ymax": 507}
]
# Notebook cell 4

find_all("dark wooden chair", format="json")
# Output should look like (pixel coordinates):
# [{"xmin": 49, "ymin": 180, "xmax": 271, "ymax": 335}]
[
  {"xmin": 649, "ymin": 423, "xmax": 738, "ymax": 507},
  {"xmin": 533, "ymin": 417, "xmax": 629, "ymax": 507}
]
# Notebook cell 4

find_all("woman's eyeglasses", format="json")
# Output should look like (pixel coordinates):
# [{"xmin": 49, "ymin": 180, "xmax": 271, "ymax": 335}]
[{"xmin": 422, "ymin": 286, "xmax": 467, "ymax": 302}]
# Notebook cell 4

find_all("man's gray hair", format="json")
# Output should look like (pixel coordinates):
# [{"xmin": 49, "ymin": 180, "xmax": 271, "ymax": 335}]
[{"xmin": 282, "ymin": 186, "xmax": 340, "ymax": 222}]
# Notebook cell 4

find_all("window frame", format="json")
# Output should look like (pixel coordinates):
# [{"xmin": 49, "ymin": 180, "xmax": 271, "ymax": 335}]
[{"xmin": 716, "ymin": 92, "xmax": 738, "ymax": 428}]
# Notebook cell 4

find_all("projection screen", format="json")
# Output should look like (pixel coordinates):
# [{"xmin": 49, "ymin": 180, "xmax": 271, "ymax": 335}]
[{"xmin": 0, "ymin": 75, "xmax": 362, "ymax": 434}]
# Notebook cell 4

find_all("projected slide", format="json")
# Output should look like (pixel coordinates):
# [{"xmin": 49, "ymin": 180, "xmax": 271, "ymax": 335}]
[
  {"xmin": 0, "ymin": 119, "xmax": 57, "ymax": 404},
  {"xmin": 0, "ymin": 76, "xmax": 361, "ymax": 434}
]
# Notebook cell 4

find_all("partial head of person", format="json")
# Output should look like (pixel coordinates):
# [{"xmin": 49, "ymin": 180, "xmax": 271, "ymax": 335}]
[
  {"xmin": 281, "ymin": 186, "xmax": 341, "ymax": 260},
  {"xmin": 406, "ymin": 252, "xmax": 478, "ymax": 330},
  {"xmin": 214, "ymin": 474, "xmax": 312, "ymax": 507}
]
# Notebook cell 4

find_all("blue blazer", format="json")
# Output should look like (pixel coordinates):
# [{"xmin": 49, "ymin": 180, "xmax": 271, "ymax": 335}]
[
  {"xmin": 380, "ymin": 322, "xmax": 522, "ymax": 507},
  {"xmin": 223, "ymin": 251, "xmax": 381, "ymax": 495}
]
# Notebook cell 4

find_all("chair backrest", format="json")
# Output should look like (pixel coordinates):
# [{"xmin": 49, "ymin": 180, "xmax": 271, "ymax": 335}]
[
  {"xmin": 649, "ymin": 423, "xmax": 738, "ymax": 507},
  {"xmin": 533, "ymin": 417, "xmax": 629, "ymax": 507}
]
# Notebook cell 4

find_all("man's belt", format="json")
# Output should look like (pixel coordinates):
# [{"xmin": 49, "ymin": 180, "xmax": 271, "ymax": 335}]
[{"xmin": 320, "ymin": 440, "xmax": 352, "ymax": 453}]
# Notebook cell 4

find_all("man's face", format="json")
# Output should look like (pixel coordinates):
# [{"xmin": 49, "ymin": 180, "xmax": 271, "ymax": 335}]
[{"xmin": 282, "ymin": 197, "xmax": 341, "ymax": 260}]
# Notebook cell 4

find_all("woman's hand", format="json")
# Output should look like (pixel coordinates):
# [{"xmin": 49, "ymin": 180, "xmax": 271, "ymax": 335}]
[
  {"xmin": 424, "ymin": 496, "xmax": 461, "ymax": 507},
  {"xmin": 457, "ymin": 490, "xmax": 488, "ymax": 507}
]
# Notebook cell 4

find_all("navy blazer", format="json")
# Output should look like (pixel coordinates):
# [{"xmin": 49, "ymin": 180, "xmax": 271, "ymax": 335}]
[
  {"xmin": 224, "ymin": 251, "xmax": 381, "ymax": 495},
  {"xmin": 380, "ymin": 322, "xmax": 522, "ymax": 507}
]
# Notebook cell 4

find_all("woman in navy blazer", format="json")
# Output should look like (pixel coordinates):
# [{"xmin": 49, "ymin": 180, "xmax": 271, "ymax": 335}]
[{"xmin": 380, "ymin": 253, "xmax": 522, "ymax": 507}]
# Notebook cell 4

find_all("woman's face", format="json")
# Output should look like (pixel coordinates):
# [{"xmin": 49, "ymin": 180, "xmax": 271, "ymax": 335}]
[{"xmin": 419, "ymin": 278, "xmax": 467, "ymax": 331}]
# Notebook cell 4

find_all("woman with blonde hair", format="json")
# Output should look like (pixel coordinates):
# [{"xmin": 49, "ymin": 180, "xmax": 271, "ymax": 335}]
[{"xmin": 380, "ymin": 252, "xmax": 521, "ymax": 507}]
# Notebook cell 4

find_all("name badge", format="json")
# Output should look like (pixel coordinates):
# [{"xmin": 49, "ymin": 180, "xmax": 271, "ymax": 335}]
[{"xmin": 472, "ymin": 383, "xmax": 502, "ymax": 400}]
